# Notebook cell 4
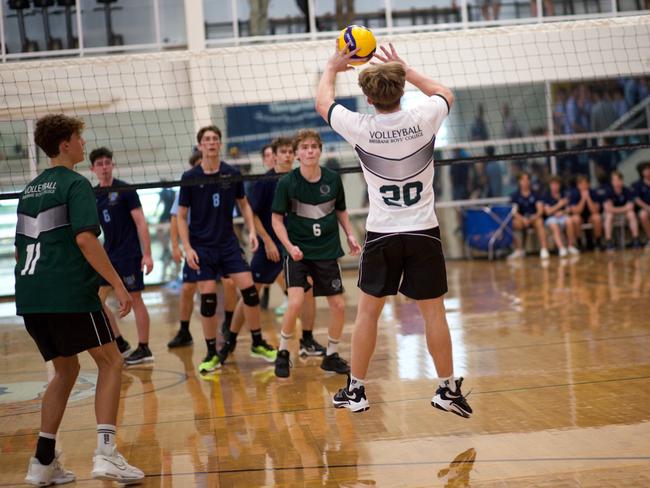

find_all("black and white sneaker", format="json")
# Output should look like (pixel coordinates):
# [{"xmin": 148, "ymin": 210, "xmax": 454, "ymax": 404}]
[
  {"xmin": 300, "ymin": 337, "xmax": 326, "ymax": 357},
  {"xmin": 124, "ymin": 345, "xmax": 154, "ymax": 365},
  {"xmin": 117, "ymin": 339, "xmax": 132, "ymax": 358},
  {"xmin": 431, "ymin": 377, "xmax": 472, "ymax": 418},
  {"xmin": 332, "ymin": 377, "xmax": 369, "ymax": 412},
  {"xmin": 320, "ymin": 353, "xmax": 350, "ymax": 374},
  {"xmin": 167, "ymin": 329, "xmax": 193, "ymax": 348},
  {"xmin": 274, "ymin": 350, "xmax": 291, "ymax": 378}
]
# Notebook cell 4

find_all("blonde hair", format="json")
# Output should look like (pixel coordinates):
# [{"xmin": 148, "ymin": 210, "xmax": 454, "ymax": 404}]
[
  {"xmin": 358, "ymin": 62, "xmax": 406, "ymax": 111},
  {"xmin": 293, "ymin": 129, "xmax": 322, "ymax": 151}
]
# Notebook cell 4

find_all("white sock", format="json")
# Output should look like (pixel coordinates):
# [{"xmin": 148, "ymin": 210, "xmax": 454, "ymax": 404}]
[
  {"xmin": 279, "ymin": 332, "xmax": 293, "ymax": 352},
  {"xmin": 327, "ymin": 336, "xmax": 339, "ymax": 356},
  {"xmin": 97, "ymin": 424, "xmax": 116, "ymax": 455},
  {"xmin": 439, "ymin": 376, "xmax": 457, "ymax": 392},
  {"xmin": 349, "ymin": 375, "xmax": 364, "ymax": 391}
]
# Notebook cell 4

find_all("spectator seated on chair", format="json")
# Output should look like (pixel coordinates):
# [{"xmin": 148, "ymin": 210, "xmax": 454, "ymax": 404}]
[
  {"xmin": 569, "ymin": 174, "xmax": 604, "ymax": 251},
  {"xmin": 543, "ymin": 176, "xmax": 580, "ymax": 258},
  {"xmin": 604, "ymin": 170, "xmax": 641, "ymax": 251},
  {"xmin": 508, "ymin": 172, "xmax": 549, "ymax": 260},
  {"xmin": 632, "ymin": 161, "xmax": 650, "ymax": 248}
]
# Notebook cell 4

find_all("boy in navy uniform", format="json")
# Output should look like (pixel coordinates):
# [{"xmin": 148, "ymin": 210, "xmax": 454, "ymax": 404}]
[
  {"xmin": 177, "ymin": 125, "xmax": 276, "ymax": 373},
  {"xmin": 17, "ymin": 114, "xmax": 143, "ymax": 485},
  {"xmin": 604, "ymin": 170, "xmax": 641, "ymax": 251},
  {"xmin": 508, "ymin": 172, "xmax": 549, "ymax": 260},
  {"xmin": 543, "ymin": 176, "xmax": 580, "ymax": 257},
  {"xmin": 632, "ymin": 161, "xmax": 650, "ymax": 247},
  {"xmin": 90, "ymin": 147, "xmax": 154, "ymax": 365},
  {"xmin": 569, "ymin": 174, "xmax": 603, "ymax": 250},
  {"xmin": 226, "ymin": 137, "xmax": 324, "ymax": 357}
]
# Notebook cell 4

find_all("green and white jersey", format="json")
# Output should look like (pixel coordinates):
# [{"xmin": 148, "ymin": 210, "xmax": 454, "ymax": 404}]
[
  {"xmin": 15, "ymin": 166, "xmax": 102, "ymax": 314},
  {"xmin": 272, "ymin": 166, "xmax": 346, "ymax": 261}
]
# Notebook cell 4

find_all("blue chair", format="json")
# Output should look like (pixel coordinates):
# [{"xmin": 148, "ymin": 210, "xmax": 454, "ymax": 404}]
[{"xmin": 462, "ymin": 205, "xmax": 515, "ymax": 260}]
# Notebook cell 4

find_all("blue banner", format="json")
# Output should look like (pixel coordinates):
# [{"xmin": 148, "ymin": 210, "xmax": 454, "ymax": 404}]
[{"xmin": 226, "ymin": 97, "xmax": 358, "ymax": 154}]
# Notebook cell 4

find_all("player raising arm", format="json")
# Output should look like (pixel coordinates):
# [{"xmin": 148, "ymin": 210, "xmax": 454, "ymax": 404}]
[{"xmin": 315, "ymin": 43, "xmax": 472, "ymax": 417}]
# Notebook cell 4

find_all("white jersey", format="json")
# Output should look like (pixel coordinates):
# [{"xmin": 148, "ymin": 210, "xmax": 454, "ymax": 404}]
[{"xmin": 329, "ymin": 94, "xmax": 449, "ymax": 233}]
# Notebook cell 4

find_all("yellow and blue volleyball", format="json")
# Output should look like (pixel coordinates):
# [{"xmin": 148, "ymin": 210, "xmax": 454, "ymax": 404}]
[{"xmin": 337, "ymin": 25, "xmax": 376, "ymax": 66}]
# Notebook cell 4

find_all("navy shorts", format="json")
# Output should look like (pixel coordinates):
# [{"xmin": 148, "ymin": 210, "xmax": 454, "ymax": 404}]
[
  {"xmin": 100, "ymin": 256, "xmax": 144, "ymax": 292},
  {"xmin": 193, "ymin": 239, "xmax": 250, "ymax": 282},
  {"xmin": 251, "ymin": 248, "xmax": 283, "ymax": 284}
]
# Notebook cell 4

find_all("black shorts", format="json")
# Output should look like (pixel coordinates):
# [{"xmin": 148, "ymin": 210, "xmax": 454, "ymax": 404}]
[
  {"xmin": 23, "ymin": 310, "xmax": 115, "ymax": 361},
  {"xmin": 358, "ymin": 227, "xmax": 448, "ymax": 300},
  {"xmin": 100, "ymin": 256, "xmax": 144, "ymax": 292},
  {"xmin": 284, "ymin": 257, "xmax": 343, "ymax": 297}
]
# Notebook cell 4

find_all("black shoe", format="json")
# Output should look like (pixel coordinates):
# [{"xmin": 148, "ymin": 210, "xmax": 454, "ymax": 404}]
[
  {"xmin": 431, "ymin": 377, "xmax": 473, "ymax": 418},
  {"xmin": 320, "ymin": 352, "xmax": 350, "ymax": 374},
  {"xmin": 124, "ymin": 345, "xmax": 154, "ymax": 365},
  {"xmin": 167, "ymin": 329, "xmax": 193, "ymax": 348},
  {"xmin": 607, "ymin": 240, "xmax": 616, "ymax": 252},
  {"xmin": 274, "ymin": 350, "xmax": 291, "ymax": 378},
  {"xmin": 631, "ymin": 238, "xmax": 642, "ymax": 249},
  {"xmin": 299, "ymin": 337, "xmax": 326, "ymax": 357},
  {"xmin": 332, "ymin": 375, "xmax": 369, "ymax": 412},
  {"xmin": 117, "ymin": 338, "xmax": 133, "ymax": 358}
]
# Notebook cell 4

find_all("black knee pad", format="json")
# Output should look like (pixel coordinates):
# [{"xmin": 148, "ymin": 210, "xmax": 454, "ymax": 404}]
[
  {"xmin": 200, "ymin": 293, "xmax": 217, "ymax": 317},
  {"xmin": 241, "ymin": 286, "xmax": 260, "ymax": 307}
]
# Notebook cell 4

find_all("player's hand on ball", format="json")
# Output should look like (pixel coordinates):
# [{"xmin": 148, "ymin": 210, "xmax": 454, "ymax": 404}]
[
  {"xmin": 186, "ymin": 247, "xmax": 200, "ymax": 270},
  {"xmin": 347, "ymin": 234, "xmax": 362, "ymax": 256},
  {"xmin": 373, "ymin": 43, "xmax": 408, "ymax": 70},
  {"xmin": 249, "ymin": 233, "xmax": 259, "ymax": 253},
  {"xmin": 289, "ymin": 245, "xmax": 304, "ymax": 261},
  {"xmin": 141, "ymin": 254, "xmax": 154, "ymax": 275},
  {"xmin": 265, "ymin": 241, "xmax": 281, "ymax": 263},
  {"xmin": 328, "ymin": 40, "xmax": 360, "ymax": 73},
  {"xmin": 115, "ymin": 284, "xmax": 132, "ymax": 318},
  {"xmin": 171, "ymin": 246, "xmax": 182, "ymax": 265}
]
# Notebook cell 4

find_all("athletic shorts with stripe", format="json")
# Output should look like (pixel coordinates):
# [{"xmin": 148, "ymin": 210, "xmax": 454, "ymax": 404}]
[
  {"xmin": 23, "ymin": 310, "xmax": 115, "ymax": 361},
  {"xmin": 284, "ymin": 257, "xmax": 343, "ymax": 297},
  {"xmin": 358, "ymin": 226, "xmax": 448, "ymax": 300}
]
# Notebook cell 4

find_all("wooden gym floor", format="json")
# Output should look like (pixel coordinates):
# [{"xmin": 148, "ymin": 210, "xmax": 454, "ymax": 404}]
[{"xmin": 1, "ymin": 251, "xmax": 649, "ymax": 487}]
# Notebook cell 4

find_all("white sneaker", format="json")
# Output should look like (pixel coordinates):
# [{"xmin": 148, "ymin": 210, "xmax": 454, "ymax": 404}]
[
  {"xmin": 507, "ymin": 249, "xmax": 525, "ymax": 260},
  {"xmin": 568, "ymin": 246, "xmax": 580, "ymax": 256},
  {"xmin": 540, "ymin": 248, "xmax": 550, "ymax": 260},
  {"xmin": 559, "ymin": 247, "xmax": 568, "ymax": 258},
  {"xmin": 92, "ymin": 448, "xmax": 144, "ymax": 484},
  {"xmin": 25, "ymin": 451, "xmax": 75, "ymax": 486}
]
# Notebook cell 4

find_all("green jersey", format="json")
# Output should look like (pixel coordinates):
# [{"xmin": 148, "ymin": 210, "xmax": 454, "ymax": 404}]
[
  {"xmin": 272, "ymin": 166, "xmax": 346, "ymax": 260},
  {"xmin": 15, "ymin": 166, "xmax": 102, "ymax": 314}
]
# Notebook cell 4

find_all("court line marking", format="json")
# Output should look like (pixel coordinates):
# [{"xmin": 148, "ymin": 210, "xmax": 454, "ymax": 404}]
[
  {"xmin": 1, "ymin": 455, "xmax": 649, "ymax": 485},
  {"xmin": 2, "ymin": 374, "xmax": 649, "ymax": 439}
]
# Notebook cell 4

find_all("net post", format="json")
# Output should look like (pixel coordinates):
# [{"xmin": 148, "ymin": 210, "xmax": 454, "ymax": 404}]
[
  {"xmin": 0, "ymin": 0, "xmax": 5, "ymax": 62},
  {"xmin": 153, "ymin": 0, "xmax": 162, "ymax": 49},
  {"xmin": 536, "ymin": 0, "xmax": 543, "ymax": 22},
  {"xmin": 545, "ymin": 81, "xmax": 557, "ymax": 175},
  {"xmin": 461, "ymin": 0, "xmax": 469, "ymax": 28},
  {"xmin": 308, "ymin": 0, "xmax": 317, "ymax": 39},
  {"xmin": 26, "ymin": 119, "xmax": 38, "ymax": 180},
  {"xmin": 184, "ymin": 0, "xmax": 206, "ymax": 51}
]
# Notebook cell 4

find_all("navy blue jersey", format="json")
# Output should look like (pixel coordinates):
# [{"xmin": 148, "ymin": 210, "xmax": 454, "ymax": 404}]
[
  {"xmin": 178, "ymin": 162, "xmax": 245, "ymax": 249},
  {"xmin": 543, "ymin": 191, "xmax": 569, "ymax": 210},
  {"xmin": 605, "ymin": 185, "xmax": 634, "ymax": 207},
  {"xmin": 568, "ymin": 188, "xmax": 599, "ymax": 206},
  {"xmin": 632, "ymin": 180, "xmax": 650, "ymax": 205},
  {"xmin": 250, "ymin": 169, "xmax": 282, "ymax": 250},
  {"xmin": 510, "ymin": 190, "xmax": 539, "ymax": 216},
  {"xmin": 594, "ymin": 185, "xmax": 609, "ymax": 204},
  {"xmin": 95, "ymin": 179, "xmax": 142, "ymax": 261}
]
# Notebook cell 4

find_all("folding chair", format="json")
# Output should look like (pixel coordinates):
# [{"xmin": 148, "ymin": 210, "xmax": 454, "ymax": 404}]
[{"xmin": 462, "ymin": 205, "xmax": 515, "ymax": 260}]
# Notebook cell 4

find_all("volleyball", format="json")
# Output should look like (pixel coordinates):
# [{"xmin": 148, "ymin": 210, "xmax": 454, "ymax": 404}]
[{"xmin": 337, "ymin": 25, "xmax": 377, "ymax": 66}]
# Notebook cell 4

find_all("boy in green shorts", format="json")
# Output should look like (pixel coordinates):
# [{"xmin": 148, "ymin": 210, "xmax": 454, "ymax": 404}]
[
  {"xmin": 16, "ymin": 114, "xmax": 144, "ymax": 485},
  {"xmin": 271, "ymin": 129, "xmax": 361, "ymax": 378}
]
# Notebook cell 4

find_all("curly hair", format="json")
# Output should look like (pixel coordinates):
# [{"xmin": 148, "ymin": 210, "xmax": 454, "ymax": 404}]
[{"xmin": 34, "ymin": 114, "xmax": 85, "ymax": 158}]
